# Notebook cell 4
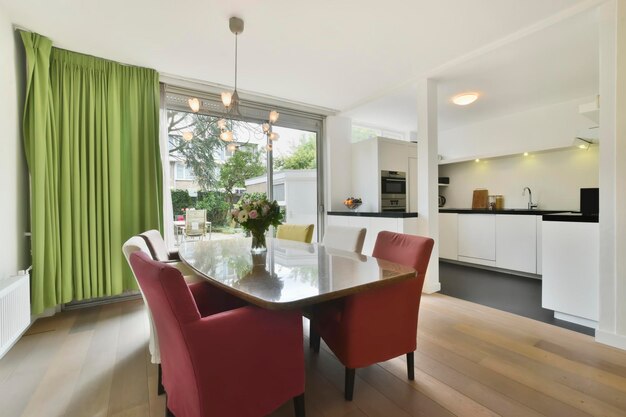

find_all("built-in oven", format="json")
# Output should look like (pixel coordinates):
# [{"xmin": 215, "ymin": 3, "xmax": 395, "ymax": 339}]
[{"xmin": 381, "ymin": 170, "xmax": 407, "ymax": 212}]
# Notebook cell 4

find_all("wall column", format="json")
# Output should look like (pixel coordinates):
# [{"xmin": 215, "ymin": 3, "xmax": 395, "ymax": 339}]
[
  {"xmin": 416, "ymin": 79, "xmax": 440, "ymax": 293},
  {"xmin": 597, "ymin": 0, "xmax": 626, "ymax": 350},
  {"xmin": 324, "ymin": 116, "xmax": 352, "ymax": 212}
]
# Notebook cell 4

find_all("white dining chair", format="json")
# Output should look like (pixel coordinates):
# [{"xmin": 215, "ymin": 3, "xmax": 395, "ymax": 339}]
[
  {"xmin": 184, "ymin": 209, "xmax": 208, "ymax": 241},
  {"xmin": 122, "ymin": 237, "xmax": 162, "ymax": 373},
  {"xmin": 322, "ymin": 225, "xmax": 367, "ymax": 254}
]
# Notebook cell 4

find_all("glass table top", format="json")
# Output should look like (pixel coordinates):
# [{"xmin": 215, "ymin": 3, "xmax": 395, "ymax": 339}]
[{"xmin": 178, "ymin": 237, "xmax": 417, "ymax": 310}]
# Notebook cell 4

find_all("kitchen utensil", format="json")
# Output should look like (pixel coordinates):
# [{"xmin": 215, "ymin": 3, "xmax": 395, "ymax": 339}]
[{"xmin": 472, "ymin": 189, "xmax": 489, "ymax": 209}]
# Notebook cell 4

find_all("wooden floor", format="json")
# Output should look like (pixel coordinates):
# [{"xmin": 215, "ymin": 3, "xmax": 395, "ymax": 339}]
[{"xmin": 1, "ymin": 294, "xmax": 625, "ymax": 417}]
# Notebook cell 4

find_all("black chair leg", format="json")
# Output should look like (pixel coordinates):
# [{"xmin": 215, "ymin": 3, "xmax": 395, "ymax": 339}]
[
  {"xmin": 293, "ymin": 393, "xmax": 305, "ymax": 417},
  {"xmin": 310, "ymin": 327, "xmax": 320, "ymax": 353},
  {"xmin": 158, "ymin": 363, "xmax": 166, "ymax": 395},
  {"xmin": 407, "ymin": 351, "xmax": 415, "ymax": 380},
  {"xmin": 165, "ymin": 402, "xmax": 175, "ymax": 417},
  {"xmin": 345, "ymin": 367, "xmax": 356, "ymax": 401}
]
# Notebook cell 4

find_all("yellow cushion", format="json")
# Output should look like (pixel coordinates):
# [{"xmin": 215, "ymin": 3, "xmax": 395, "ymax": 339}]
[{"xmin": 276, "ymin": 224, "xmax": 314, "ymax": 243}]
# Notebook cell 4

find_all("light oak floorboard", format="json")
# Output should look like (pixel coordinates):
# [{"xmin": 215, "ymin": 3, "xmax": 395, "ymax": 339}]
[{"xmin": 1, "ymin": 295, "xmax": 626, "ymax": 417}]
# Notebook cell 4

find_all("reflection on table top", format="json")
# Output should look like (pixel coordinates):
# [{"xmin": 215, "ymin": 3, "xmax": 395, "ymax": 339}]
[{"xmin": 178, "ymin": 237, "xmax": 416, "ymax": 310}]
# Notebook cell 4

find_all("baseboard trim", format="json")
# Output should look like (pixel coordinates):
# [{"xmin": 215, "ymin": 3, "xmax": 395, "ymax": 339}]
[
  {"xmin": 554, "ymin": 312, "xmax": 597, "ymax": 329},
  {"xmin": 62, "ymin": 291, "xmax": 142, "ymax": 311},
  {"xmin": 596, "ymin": 330, "xmax": 626, "ymax": 350},
  {"xmin": 441, "ymin": 258, "xmax": 542, "ymax": 280}
]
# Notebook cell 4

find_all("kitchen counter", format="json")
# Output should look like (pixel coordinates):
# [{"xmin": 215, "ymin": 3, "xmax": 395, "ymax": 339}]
[
  {"xmin": 440, "ymin": 208, "xmax": 571, "ymax": 215},
  {"xmin": 327, "ymin": 211, "xmax": 418, "ymax": 218},
  {"xmin": 542, "ymin": 213, "xmax": 598, "ymax": 223}
]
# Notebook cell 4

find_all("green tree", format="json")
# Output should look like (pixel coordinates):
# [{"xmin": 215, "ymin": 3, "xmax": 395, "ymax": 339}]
[
  {"xmin": 275, "ymin": 135, "xmax": 317, "ymax": 170},
  {"xmin": 171, "ymin": 189, "xmax": 193, "ymax": 217},
  {"xmin": 196, "ymin": 191, "xmax": 231, "ymax": 226},
  {"xmin": 168, "ymin": 110, "xmax": 224, "ymax": 190},
  {"xmin": 219, "ymin": 148, "xmax": 266, "ymax": 205}
]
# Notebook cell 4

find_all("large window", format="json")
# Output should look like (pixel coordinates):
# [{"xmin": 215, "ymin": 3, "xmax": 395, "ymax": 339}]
[{"xmin": 165, "ymin": 87, "xmax": 324, "ymax": 241}]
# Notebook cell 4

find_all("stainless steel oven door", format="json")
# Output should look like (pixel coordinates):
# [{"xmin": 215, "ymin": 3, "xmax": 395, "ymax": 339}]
[{"xmin": 381, "ymin": 177, "xmax": 406, "ymax": 195}]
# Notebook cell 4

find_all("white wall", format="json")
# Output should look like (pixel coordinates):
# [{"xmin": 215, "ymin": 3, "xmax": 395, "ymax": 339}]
[
  {"xmin": 438, "ymin": 96, "xmax": 598, "ymax": 162},
  {"xmin": 439, "ymin": 146, "xmax": 599, "ymax": 210},
  {"xmin": 0, "ymin": 7, "xmax": 30, "ymax": 280},
  {"xmin": 596, "ymin": 0, "xmax": 626, "ymax": 351},
  {"xmin": 324, "ymin": 116, "xmax": 352, "ymax": 211},
  {"xmin": 351, "ymin": 138, "xmax": 379, "ymax": 212}
]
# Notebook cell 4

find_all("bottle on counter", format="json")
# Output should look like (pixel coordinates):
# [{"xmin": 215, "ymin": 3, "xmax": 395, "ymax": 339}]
[{"xmin": 495, "ymin": 195, "xmax": 504, "ymax": 210}]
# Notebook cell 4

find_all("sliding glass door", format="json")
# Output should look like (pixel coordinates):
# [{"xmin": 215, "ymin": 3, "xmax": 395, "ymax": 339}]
[{"xmin": 164, "ymin": 87, "xmax": 324, "ymax": 243}]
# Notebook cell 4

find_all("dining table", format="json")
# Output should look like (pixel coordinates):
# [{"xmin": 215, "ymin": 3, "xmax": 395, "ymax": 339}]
[{"xmin": 178, "ymin": 237, "xmax": 417, "ymax": 310}]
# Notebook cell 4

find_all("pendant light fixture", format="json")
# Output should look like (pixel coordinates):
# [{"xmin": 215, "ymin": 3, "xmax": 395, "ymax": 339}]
[{"xmin": 187, "ymin": 17, "xmax": 280, "ymax": 151}]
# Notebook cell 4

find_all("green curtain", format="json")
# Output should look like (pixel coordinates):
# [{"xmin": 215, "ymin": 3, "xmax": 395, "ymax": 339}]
[{"xmin": 21, "ymin": 32, "xmax": 163, "ymax": 314}]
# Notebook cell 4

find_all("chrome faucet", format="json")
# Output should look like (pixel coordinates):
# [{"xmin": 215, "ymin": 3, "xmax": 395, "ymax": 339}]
[{"xmin": 523, "ymin": 187, "xmax": 538, "ymax": 210}]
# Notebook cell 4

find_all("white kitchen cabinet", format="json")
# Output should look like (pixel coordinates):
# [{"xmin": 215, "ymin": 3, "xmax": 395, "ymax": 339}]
[
  {"xmin": 495, "ymin": 215, "xmax": 537, "ymax": 273},
  {"xmin": 457, "ymin": 214, "xmax": 496, "ymax": 266},
  {"xmin": 438, "ymin": 213, "xmax": 458, "ymax": 260},
  {"xmin": 542, "ymin": 220, "xmax": 598, "ymax": 327}
]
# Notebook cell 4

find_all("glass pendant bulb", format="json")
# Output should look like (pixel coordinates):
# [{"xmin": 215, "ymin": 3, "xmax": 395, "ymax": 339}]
[
  {"xmin": 182, "ymin": 131, "xmax": 193, "ymax": 141},
  {"xmin": 227, "ymin": 143, "xmax": 237, "ymax": 152},
  {"xmin": 220, "ymin": 130, "xmax": 234, "ymax": 142},
  {"xmin": 218, "ymin": 118, "xmax": 227, "ymax": 129},
  {"xmin": 269, "ymin": 132, "xmax": 280, "ymax": 141},
  {"xmin": 262, "ymin": 123, "xmax": 270, "ymax": 133},
  {"xmin": 188, "ymin": 98, "xmax": 200, "ymax": 113},
  {"xmin": 266, "ymin": 143, "xmax": 273, "ymax": 151},
  {"xmin": 221, "ymin": 92, "xmax": 233, "ymax": 108},
  {"xmin": 269, "ymin": 110, "xmax": 279, "ymax": 123}
]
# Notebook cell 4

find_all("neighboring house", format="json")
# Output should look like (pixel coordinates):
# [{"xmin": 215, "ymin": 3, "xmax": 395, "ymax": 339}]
[
  {"xmin": 245, "ymin": 169, "xmax": 317, "ymax": 231},
  {"xmin": 168, "ymin": 132, "xmax": 254, "ymax": 195}
]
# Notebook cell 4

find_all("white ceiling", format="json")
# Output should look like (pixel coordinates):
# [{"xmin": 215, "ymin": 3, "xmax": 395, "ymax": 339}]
[
  {"xmin": 344, "ymin": 6, "xmax": 600, "ymax": 132},
  {"xmin": 0, "ymin": 0, "xmax": 600, "ymax": 130}
]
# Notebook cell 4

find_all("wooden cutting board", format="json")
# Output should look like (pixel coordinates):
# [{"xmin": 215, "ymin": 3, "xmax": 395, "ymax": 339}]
[{"xmin": 472, "ymin": 189, "xmax": 489, "ymax": 209}]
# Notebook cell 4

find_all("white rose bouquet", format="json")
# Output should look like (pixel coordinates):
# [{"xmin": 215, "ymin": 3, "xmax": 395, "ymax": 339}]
[{"xmin": 229, "ymin": 193, "xmax": 283, "ymax": 251}]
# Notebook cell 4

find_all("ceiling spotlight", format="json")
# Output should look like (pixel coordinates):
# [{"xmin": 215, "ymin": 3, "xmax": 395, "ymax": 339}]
[
  {"xmin": 452, "ymin": 92, "xmax": 479, "ymax": 106},
  {"xmin": 573, "ymin": 137, "xmax": 592, "ymax": 150},
  {"xmin": 475, "ymin": 158, "xmax": 480, "ymax": 163},
  {"xmin": 523, "ymin": 152, "xmax": 529, "ymax": 156}
]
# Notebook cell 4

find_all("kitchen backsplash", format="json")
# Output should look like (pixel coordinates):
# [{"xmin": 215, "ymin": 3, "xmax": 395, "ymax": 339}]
[{"xmin": 438, "ymin": 146, "xmax": 599, "ymax": 210}]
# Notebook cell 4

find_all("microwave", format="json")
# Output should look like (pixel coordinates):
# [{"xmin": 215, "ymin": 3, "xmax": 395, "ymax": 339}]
[{"xmin": 381, "ymin": 170, "xmax": 406, "ymax": 197}]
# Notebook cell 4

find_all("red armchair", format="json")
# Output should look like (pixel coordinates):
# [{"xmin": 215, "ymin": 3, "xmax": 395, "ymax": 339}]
[
  {"xmin": 311, "ymin": 231, "xmax": 434, "ymax": 400},
  {"xmin": 129, "ymin": 252, "xmax": 306, "ymax": 417}
]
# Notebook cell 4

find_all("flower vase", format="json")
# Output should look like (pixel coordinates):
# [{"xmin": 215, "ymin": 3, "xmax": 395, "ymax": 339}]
[{"xmin": 250, "ymin": 230, "xmax": 267, "ymax": 253}]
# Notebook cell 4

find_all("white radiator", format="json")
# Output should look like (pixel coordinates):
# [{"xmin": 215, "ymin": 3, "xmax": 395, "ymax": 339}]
[{"xmin": 0, "ymin": 273, "xmax": 31, "ymax": 359}]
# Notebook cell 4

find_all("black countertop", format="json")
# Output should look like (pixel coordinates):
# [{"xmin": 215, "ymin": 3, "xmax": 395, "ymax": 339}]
[
  {"xmin": 542, "ymin": 213, "xmax": 599, "ymax": 223},
  {"xmin": 327, "ymin": 211, "xmax": 418, "ymax": 218},
  {"xmin": 439, "ymin": 208, "xmax": 571, "ymax": 215}
]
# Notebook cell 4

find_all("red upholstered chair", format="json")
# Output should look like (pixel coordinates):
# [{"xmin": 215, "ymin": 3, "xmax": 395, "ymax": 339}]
[
  {"xmin": 311, "ymin": 231, "xmax": 434, "ymax": 400},
  {"xmin": 129, "ymin": 252, "xmax": 306, "ymax": 417}
]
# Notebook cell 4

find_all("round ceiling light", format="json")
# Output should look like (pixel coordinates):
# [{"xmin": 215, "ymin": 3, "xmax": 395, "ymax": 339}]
[{"xmin": 452, "ymin": 92, "xmax": 479, "ymax": 106}]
